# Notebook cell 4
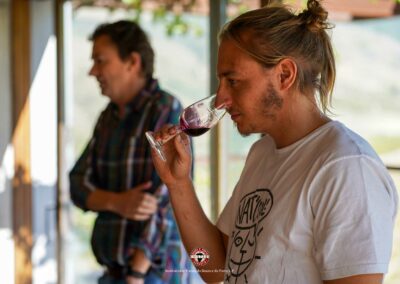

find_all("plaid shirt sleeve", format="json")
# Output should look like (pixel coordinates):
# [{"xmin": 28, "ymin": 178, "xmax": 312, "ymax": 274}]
[
  {"xmin": 136, "ymin": 185, "xmax": 175, "ymax": 269},
  {"xmin": 133, "ymin": 97, "xmax": 188, "ymax": 270},
  {"xmin": 69, "ymin": 117, "xmax": 102, "ymax": 211}
]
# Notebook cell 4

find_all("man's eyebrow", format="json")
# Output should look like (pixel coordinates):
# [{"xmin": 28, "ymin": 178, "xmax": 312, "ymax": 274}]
[{"xmin": 217, "ymin": 71, "xmax": 236, "ymax": 78}]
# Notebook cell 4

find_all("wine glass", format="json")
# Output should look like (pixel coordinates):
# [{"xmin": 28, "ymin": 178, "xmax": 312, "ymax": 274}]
[{"xmin": 145, "ymin": 94, "xmax": 226, "ymax": 161}]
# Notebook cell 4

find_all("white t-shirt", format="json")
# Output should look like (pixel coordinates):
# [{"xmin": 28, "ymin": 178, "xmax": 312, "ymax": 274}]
[{"xmin": 217, "ymin": 121, "xmax": 398, "ymax": 284}]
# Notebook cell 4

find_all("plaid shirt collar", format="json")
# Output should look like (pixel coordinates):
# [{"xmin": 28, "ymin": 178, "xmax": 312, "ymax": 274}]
[{"xmin": 110, "ymin": 78, "xmax": 160, "ymax": 118}]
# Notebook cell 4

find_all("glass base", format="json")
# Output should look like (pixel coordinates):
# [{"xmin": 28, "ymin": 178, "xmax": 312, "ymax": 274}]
[{"xmin": 145, "ymin": 131, "xmax": 166, "ymax": 161}]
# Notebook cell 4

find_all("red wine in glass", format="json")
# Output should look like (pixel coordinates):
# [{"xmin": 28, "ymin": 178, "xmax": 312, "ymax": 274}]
[
  {"xmin": 180, "ymin": 117, "xmax": 210, "ymax": 137},
  {"xmin": 146, "ymin": 94, "xmax": 226, "ymax": 161},
  {"xmin": 182, "ymin": 127, "xmax": 210, "ymax": 137}
]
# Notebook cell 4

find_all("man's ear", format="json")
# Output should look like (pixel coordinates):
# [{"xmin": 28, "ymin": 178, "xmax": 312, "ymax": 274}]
[
  {"xmin": 127, "ymin": 52, "xmax": 142, "ymax": 71},
  {"xmin": 276, "ymin": 58, "xmax": 297, "ymax": 91}
]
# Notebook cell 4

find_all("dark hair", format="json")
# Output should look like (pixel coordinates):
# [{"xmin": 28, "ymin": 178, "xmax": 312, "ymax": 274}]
[
  {"xmin": 220, "ymin": 0, "xmax": 336, "ymax": 113},
  {"xmin": 90, "ymin": 20, "xmax": 154, "ymax": 80}
]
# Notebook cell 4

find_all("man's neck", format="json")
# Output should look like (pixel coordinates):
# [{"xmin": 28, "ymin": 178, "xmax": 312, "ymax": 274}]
[
  {"xmin": 116, "ymin": 77, "xmax": 147, "ymax": 118},
  {"xmin": 269, "ymin": 96, "xmax": 331, "ymax": 149}
]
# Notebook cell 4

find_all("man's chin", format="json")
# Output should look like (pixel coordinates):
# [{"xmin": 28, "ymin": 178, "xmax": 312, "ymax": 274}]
[{"xmin": 234, "ymin": 123, "xmax": 251, "ymax": 138}]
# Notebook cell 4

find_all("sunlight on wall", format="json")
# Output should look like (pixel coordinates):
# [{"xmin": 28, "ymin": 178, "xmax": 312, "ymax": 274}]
[
  {"xmin": 30, "ymin": 36, "xmax": 57, "ymax": 186},
  {"xmin": 30, "ymin": 35, "xmax": 58, "ymax": 284},
  {"xmin": 0, "ymin": 145, "xmax": 14, "ymax": 194}
]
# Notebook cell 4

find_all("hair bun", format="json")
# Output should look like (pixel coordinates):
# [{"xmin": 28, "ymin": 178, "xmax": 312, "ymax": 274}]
[{"xmin": 298, "ymin": 0, "xmax": 329, "ymax": 32}]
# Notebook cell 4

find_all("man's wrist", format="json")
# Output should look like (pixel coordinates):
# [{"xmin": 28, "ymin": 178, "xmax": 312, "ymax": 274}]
[
  {"xmin": 105, "ymin": 192, "xmax": 119, "ymax": 212},
  {"xmin": 165, "ymin": 178, "xmax": 193, "ymax": 192}
]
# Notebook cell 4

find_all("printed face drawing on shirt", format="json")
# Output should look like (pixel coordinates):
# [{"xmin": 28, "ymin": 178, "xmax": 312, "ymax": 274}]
[{"xmin": 226, "ymin": 189, "xmax": 273, "ymax": 283}]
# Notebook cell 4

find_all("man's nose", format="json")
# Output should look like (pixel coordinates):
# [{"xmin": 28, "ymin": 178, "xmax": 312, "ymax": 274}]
[
  {"xmin": 88, "ymin": 65, "xmax": 97, "ymax": 76},
  {"xmin": 215, "ymin": 89, "xmax": 231, "ymax": 109}
]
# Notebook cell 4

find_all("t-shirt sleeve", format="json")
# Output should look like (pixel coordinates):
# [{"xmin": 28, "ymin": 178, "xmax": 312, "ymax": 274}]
[{"xmin": 310, "ymin": 155, "xmax": 398, "ymax": 280}]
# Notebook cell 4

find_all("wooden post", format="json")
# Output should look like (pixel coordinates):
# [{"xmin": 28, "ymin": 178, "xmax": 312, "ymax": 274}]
[
  {"xmin": 55, "ymin": 0, "xmax": 66, "ymax": 283},
  {"xmin": 11, "ymin": 0, "xmax": 32, "ymax": 283}
]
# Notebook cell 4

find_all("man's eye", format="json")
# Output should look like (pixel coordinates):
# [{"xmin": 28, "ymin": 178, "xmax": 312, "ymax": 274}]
[
  {"xmin": 94, "ymin": 58, "xmax": 104, "ymax": 65},
  {"xmin": 228, "ymin": 79, "xmax": 237, "ymax": 86}
]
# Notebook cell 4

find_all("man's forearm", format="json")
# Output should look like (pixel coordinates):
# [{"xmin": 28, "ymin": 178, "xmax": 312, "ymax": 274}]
[
  {"xmin": 86, "ymin": 189, "xmax": 117, "ymax": 212},
  {"xmin": 167, "ymin": 179, "xmax": 226, "ymax": 282}
]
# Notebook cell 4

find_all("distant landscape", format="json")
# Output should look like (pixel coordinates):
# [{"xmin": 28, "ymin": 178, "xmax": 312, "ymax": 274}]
[{"xmin": 333, "ymin": 18, "xmax": 400, "ymax": 140}]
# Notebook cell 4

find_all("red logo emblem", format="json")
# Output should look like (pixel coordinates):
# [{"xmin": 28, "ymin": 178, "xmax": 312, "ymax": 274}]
[{"xmin": 190, "ymin": 248, "xmax": 210, "ymax": 267}]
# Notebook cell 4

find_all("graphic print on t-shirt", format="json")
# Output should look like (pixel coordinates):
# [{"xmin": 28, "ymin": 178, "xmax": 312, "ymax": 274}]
[{"xmin": 225, "ymin": 189, "xmax": 273, "ymax": 283}]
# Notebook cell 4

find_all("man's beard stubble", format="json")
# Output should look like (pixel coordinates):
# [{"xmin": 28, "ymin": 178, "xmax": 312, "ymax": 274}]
[
  {"xmin": 260, "ymin": 83, "xmax": 283, "ymax": 119},
  {"xmin": 235, "ymin": 82, "xmax": 283, "ymax": 137}
]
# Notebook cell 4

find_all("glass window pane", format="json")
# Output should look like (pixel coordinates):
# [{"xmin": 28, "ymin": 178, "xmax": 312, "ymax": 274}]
[{"xmin": 331, "ymin": 17, "xmax": 400, "ymax": 162}]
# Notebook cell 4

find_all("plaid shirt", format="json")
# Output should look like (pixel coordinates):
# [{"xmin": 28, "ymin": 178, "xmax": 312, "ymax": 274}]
[{"xmin": 69, "ymin": 79, "xmax": 192, "ymax": 282}]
